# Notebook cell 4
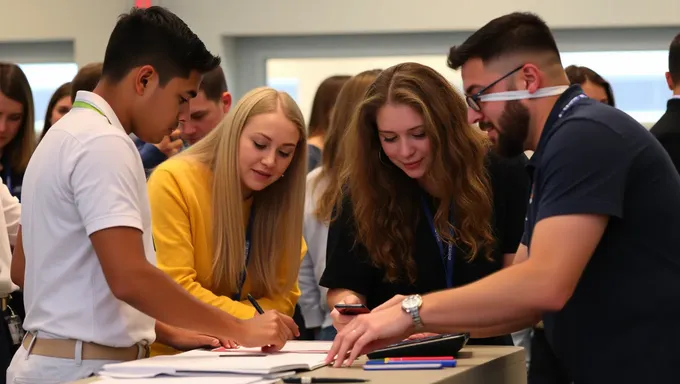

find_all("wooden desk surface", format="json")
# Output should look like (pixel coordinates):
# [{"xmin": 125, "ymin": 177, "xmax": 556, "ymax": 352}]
[{"xmin": 73, "ymin": 345, "xmax": 526, "ymax": 384}]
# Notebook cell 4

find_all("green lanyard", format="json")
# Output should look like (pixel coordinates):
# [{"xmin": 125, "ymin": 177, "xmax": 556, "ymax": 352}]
[{"xmin": 72, "ymin": 100, "xmax": 111, "ymax": 124}]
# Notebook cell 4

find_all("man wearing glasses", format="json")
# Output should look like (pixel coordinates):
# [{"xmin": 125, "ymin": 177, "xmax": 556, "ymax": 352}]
[{"xmin": 323, "ymin": 12, "xmax": 680, "ymax": 384}]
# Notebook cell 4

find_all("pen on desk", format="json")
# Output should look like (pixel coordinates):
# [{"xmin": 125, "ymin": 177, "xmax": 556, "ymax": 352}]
[
  {"xmin": 282, "ymin": 378, "xmax": 368, "ymax": 384},
  {"xmin": 247, "ymin": 293, "xmax": 265, "ymax": 314}
]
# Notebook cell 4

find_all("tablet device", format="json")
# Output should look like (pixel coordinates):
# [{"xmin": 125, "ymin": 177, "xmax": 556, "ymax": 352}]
[{"xmin": 366, "ymin": 333, "xmax": 469, "ymax": 359}]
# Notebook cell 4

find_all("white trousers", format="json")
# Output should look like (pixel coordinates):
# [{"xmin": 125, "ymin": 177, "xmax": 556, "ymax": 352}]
[{"xmin": 7, "ymin": 342, "xmax": 121, "ymax": 384}]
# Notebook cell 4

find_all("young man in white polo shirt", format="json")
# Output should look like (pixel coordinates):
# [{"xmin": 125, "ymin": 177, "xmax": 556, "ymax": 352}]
[{"xmin": 7, "ymin": 6, "xmax": 298, "ymax": 383}]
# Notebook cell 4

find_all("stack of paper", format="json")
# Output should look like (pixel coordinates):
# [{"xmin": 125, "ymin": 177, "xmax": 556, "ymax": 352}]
[{"xmin": 97, "ymin": 341, "xmax": 332, "ymax": 380}]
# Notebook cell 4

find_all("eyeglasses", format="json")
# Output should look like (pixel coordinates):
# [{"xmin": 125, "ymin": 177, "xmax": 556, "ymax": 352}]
[{"xmin": 466, "ymin": 64, "xmax": 524, "ymax": 112}]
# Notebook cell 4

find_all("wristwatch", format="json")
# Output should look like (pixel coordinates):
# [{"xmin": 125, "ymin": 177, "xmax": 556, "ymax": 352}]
[{"xmin": 401, "ymin": 294, "xmax": 424, "ymax": 330}]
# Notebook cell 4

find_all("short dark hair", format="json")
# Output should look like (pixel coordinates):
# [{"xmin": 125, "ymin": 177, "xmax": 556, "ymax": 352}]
[
  {"xmin": 102, "ymin": 6, "xmax": 221, "ymax": 86},
  {"xmin": 199, "ymin": 66, "xmax": 228, "ymax": 102},
  {"xmin": 565, "ymin": 65, "xmax": 615, "ymax": 107},
  {"xmin": 669, "ymin": 32, "xmax": 680, "ymax": 84},
  {"xmin": 447, "ymin": 12, "xmax": 560, "ymax": 70},
  {"xmin": 71, "ymin": 62, "xmax": 103, "ymax": 101}
]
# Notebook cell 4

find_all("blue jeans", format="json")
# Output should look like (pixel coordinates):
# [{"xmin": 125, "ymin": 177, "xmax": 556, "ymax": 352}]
[{"xmin": 316, "ymin": 326, "xmax": 337, "ymax": 341}]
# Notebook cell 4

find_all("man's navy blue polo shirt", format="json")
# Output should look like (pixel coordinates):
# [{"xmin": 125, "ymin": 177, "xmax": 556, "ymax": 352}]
[{"xmin": 522, "ymin": 85, "xmax": 680, "ymax": 383}]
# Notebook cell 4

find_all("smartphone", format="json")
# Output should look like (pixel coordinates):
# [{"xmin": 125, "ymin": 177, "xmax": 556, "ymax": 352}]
[{"xmin": 334, "ymin": 303, "xmax": 370, "ymax": 315}]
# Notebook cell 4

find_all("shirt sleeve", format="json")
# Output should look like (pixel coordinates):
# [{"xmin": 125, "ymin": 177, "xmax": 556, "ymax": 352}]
[
  {"xmin": 319, "ymin": 198, "xmax": 376, "ymax": 297},
  {"xmin": 298, "ymin": 247, "xmax": 324, "ymax": 328},
  {"xmin": 71, "ymin": 136, "xmax": 143, "ymax": 235},
  {"xmin": 535, "ymin": 119, "xmax": 631, "ymax": 223},
  {"xmin": 147, "ymin": 166, "xmax": 258, "ymax": 320},
  {"xmin": 0, "ymin": 182, "xmax": 20, "ymax": 246}
]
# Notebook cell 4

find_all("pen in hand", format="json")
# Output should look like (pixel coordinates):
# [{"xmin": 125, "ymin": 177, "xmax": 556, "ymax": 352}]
[{"xmin": 247, "ymin": 293, "xmax": 265, "ymax": 314}]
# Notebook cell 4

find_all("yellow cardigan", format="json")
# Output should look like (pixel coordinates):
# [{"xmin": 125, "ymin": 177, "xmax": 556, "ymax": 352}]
[{"xmin": 147, "ymin": 157, "xmax": 306, "ymax": 355}]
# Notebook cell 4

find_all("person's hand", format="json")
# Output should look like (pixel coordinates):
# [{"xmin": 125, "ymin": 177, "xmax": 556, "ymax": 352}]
[
  {"xmin": 162, "ymin": 325, "xmax": 238, "ymax": 351},
  {"xmin": 371, "ymin": 294, "xmax": 405, "ymax": 312},
  {"xmin": 235, "ymin": 310, "xmax": 300, "ymax": 352},
  {"xmin": 325, "ymin": 303, "xmax": 414, "ymax": 368},
  {"xmin": 153, "ymin": 128, "xmax": 183, "ymax": 157},
  {"xmin": 406, "ymin": 333, "xmax": 439, "ymax": 340},
  {"xmin": 330, "ymin": 294, "xmax": 365, "ymax": 332}
]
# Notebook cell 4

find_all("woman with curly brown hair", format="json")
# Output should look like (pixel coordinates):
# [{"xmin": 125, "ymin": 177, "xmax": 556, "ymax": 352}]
[{"xmin": 319, "ymin": 62, "xmax": 530, "ymax": 346}]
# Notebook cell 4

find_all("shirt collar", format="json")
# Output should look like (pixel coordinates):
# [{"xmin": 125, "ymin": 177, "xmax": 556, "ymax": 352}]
[
  {"xmin": 527, "ymin": 84, "xmax": 585, "ymax": 169},
  {"xmin": 73, "ymin": 91, "xmax": 126, "ymax": 134}
]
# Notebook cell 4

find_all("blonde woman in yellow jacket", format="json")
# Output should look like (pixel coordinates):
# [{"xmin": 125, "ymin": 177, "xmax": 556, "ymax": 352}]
[{"xmin": 147, "ymin": 87, "xmax": 308, "ymax": 356}]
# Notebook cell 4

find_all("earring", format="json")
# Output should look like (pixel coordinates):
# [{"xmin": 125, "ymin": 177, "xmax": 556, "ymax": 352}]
[{"xmin": 280, "ymin": 173, "xmax": 285, "ymax": 178}]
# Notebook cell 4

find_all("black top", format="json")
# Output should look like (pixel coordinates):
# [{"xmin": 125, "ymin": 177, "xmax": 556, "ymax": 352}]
[
  {"xmin": 0, "ymin": 156, "xmax": 23, "ymax": 201},
  {"xmin": 320, "ymin": 152, "xmax": 530, "ymax": 345},
  {"xmin": 650, "ymin": 98, "xmax": 680, "ymax": 172},
  {"xmin": 523, "ymin": 85, "xmax": 680, "ymax": 383},
  {"xmin": 307, "ymin": 144, "xmax": 322, "ymax": 172}
]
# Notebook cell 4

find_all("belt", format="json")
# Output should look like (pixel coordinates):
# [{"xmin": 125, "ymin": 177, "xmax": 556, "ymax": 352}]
[{"xmin": 23, "ymin": 333, "xmax": 149, "ymax": 361}]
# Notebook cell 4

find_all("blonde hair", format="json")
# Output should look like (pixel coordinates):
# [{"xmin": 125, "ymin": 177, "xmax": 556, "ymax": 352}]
[{"xmin": 179, "ymin": 86, "xmax": 307, "ymax": 297}]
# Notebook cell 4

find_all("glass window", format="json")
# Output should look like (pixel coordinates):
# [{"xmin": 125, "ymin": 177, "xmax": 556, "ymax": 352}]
[
  {"xmin": 18, "ymin": 63, "xmax": 78, "ymax": 134},
  {"xmin": 266, "ymin": 56, "xmax": 462, "ymax": 124},
  {"xmin": 560, "ymin": 50, "xmax": 670, "ymax": 125}
]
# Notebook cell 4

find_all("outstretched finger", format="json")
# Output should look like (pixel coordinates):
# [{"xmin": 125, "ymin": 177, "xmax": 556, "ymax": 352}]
[
  {"xmin": 336, "ymin": 326, "xmax": 364, "ymax": 367},
  {"xmin": 325, "ymin": 332, "xmax": 344, "ymax": 365},
  {"xmin": 346, "ymin": 330, "xmax": 377, "ymax": 366}
]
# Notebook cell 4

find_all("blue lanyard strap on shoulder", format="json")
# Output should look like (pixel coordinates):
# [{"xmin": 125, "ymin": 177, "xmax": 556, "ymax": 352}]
[
  {"xmin": 233, "ymin": 203, "xmax": 256, "ymax": 301},
  {"xmin": 420, "ymin": 195, "xmax": 455, "ymax": 289}
]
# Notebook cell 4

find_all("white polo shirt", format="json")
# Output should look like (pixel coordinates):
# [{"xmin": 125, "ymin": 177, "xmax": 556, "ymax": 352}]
[
  {"xmin": 0, "ymin": 181, "xmax": 20, "ymax": 297},
  {"xmin": 20, "ymin": 91, "xmax": 156, "ymax": 347}
]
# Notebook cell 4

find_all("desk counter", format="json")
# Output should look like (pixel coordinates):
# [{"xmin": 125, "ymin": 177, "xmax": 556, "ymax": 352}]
[{"xmin": 74, "ymin": 345, "xmax": 526, "ymax": 384}]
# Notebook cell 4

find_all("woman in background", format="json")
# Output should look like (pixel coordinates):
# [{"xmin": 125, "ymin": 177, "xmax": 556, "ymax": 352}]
[
  {"xmin": 147, "ymin": 87, "xmax": 308, "ymax": 355},
  {"xmin": 40, "ymin": 82, "xmax": 72, "ymax": 140},
  {"xmin": 306, "ymin": 75, "xmax": 350, "ymax": 172},
  {"xmin": 320, "ymin": 63, "xmax": 530, "ymax": 346},
  {"xmin": 0, "ymin": 63, "xmax": 37, "ymax": 201},
  {"xmin": 0, "ymin": 179, "xmax": 21, "ymax": 380},
  {"xmin": 299, "ymin": 69, "xmax": 382, "ymax": 341},
  {"xmin": 565, "ymin": 65, "xmax": 615, "ymax": 106}
]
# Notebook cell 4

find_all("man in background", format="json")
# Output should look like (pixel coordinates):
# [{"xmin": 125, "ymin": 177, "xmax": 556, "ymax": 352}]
[
  {"xmin": 136, "ymin": 65, "xmax": 231, "ymax": 176},
  {"xmin": 650, "ymin": 32, "xmax": 680, "ymax": 173}
]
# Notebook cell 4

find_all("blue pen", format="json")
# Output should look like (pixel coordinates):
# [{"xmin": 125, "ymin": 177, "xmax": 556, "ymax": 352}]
[{"xmin": 365, "ymin": 359, "xmax": 457, "ymax": 367}]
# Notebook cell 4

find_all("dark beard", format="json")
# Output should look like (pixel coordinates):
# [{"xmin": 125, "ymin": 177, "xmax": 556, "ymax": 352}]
[{"xmin": 495, "ymin": 100, "xmax": 530, "ymax": 158}]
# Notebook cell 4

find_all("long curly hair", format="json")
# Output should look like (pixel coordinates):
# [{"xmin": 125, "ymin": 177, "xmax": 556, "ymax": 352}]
[{"xmin": 340, "ymin": 62, "xmax": 494, "ymax": 283}]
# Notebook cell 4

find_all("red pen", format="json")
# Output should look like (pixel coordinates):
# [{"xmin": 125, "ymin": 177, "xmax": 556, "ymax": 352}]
[{"xmin": 385, "ymin": 356, "xmax": 455, "ymax": 362}]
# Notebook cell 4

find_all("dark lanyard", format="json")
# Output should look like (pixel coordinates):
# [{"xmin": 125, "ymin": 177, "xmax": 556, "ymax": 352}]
[
  {"xmin": 233, "ymin": 204, "xmax": 255, "ymax": 300},
  {"xmin": 421, "ymin": 195, "xmax": 455, "ymax": 288}
]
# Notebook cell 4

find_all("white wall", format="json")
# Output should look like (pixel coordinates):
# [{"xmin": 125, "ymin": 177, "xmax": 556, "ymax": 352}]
[
  {"xmin": 0, "ymin": 0, "xmax": 134, "ymax": 66},
  {"xmin": 158, "ymin": 0, "xmax": 678, "ymax": 37},
  {"xmin": 267, "ymin": 56, "xmax": 464, "ymax": 125}
]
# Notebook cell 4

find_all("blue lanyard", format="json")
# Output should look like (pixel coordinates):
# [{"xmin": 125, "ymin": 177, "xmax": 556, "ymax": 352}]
[
  {"xmin": 420, "ymin": 195, "xmax": 455, "ymax": 288},
  {"xmin": 233, "ymin": 203, "xmax": 256, "ymax": 300}
]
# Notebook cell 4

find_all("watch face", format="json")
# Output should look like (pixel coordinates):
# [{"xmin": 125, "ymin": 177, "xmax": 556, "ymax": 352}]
[{"xmin": 403, "ymin": 295, "xmax": 422, "ymax": 309}]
